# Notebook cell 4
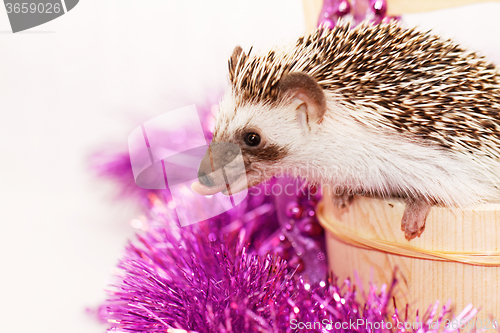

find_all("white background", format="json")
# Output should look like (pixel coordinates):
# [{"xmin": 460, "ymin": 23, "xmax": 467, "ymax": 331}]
[{"xmin": 0, "ymin": 1, "xmax": 499, "ymax": 332}]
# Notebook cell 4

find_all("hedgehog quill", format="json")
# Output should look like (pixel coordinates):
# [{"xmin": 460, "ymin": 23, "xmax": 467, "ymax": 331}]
[{"xmin": 192, "ymin": 22, "xmax": 500, "ymax": 240}]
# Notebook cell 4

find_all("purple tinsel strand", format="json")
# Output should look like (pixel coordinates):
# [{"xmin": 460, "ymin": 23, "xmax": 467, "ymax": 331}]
[
  {"xmin": 318, "ymin": 0, "xmax": 397, "ymax": 28},
  {"xmin": 103, "ymin": 222, "xmax": 394, "ymax": 332}
]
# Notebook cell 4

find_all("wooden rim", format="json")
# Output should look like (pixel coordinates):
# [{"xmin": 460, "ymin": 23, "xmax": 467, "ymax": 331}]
[{"xmin": 316, "ymin": 200, "xmax": 500, "ymax": 266}]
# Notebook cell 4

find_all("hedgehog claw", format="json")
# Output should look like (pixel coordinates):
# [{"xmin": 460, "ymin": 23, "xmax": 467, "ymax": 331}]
[{"xmin": 401, "ymin": 199, "xmax": 431, "ymax": 240}]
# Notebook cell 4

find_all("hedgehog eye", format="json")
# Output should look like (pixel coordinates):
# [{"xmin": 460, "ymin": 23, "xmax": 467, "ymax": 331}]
[{"xmin": 244, "ymin": 133, "xmax": 261, "ymax": 147}]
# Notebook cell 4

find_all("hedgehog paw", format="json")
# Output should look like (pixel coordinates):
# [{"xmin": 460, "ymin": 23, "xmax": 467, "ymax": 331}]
[
  {"xmin": 331, "ymin": 191, "xmax": 354, "ymax": 209},
  {"xmin": 401, "ymin": 199, "xmax": 431, "ymax": 240}
]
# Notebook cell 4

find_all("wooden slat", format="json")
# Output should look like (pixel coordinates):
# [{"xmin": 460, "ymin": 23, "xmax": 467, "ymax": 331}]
[{"xmin": 302, "ymin": 0, "xmax": 323, "ymax": 32}]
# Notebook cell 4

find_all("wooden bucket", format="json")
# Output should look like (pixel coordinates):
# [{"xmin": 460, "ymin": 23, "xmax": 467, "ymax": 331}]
[
  {"xmin": 317, "ymin": 190, "xmax": 500, "ymax": 318},
  {"xmin": 303, "ymin": 0, "xmax": 500, "ymax": 319}
]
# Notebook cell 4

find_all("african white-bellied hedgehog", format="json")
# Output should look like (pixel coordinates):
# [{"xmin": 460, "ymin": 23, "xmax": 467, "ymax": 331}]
[{"xmin": 192, "ymin": 21, "xmax": 500, "ymax": 240}]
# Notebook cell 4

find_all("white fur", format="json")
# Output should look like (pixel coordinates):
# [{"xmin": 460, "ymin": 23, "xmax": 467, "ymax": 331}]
[{"xmin": 214, "ymin": 89, "xmax": 500, "ymax": 207}]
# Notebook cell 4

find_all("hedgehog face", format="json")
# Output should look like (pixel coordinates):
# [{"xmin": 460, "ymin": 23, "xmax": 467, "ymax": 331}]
[
  {"xmin": 192, "ymin": 94, "xmax": 295, "ymax": 196},
  {"xmin": 192, "ymin": 72, "xmax": 327, "ymax": 196}
]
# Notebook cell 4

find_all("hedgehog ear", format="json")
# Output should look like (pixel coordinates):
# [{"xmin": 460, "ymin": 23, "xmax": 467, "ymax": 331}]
[
  {"xmin": 229, "ymin": 46, "xmax": 246, "ymax": 83},
  {"xmin": 278, "ymin": 72, "xmax": 326, "ymax": 129}
]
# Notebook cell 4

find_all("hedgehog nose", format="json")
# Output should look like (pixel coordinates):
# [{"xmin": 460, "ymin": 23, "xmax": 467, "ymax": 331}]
[
  {"xmin": 196, "ymin": 142, "xmax": 243, "ymax": 189},
  {"xmin": 197, "ymin": 170, "xmax": 213, "ymax": 187}
]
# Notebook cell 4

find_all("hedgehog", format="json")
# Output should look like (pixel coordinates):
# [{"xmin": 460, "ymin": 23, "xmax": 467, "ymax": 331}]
[{"xmin": 191, "ymin": 21, "xmax": 500, "ymax": 240}]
